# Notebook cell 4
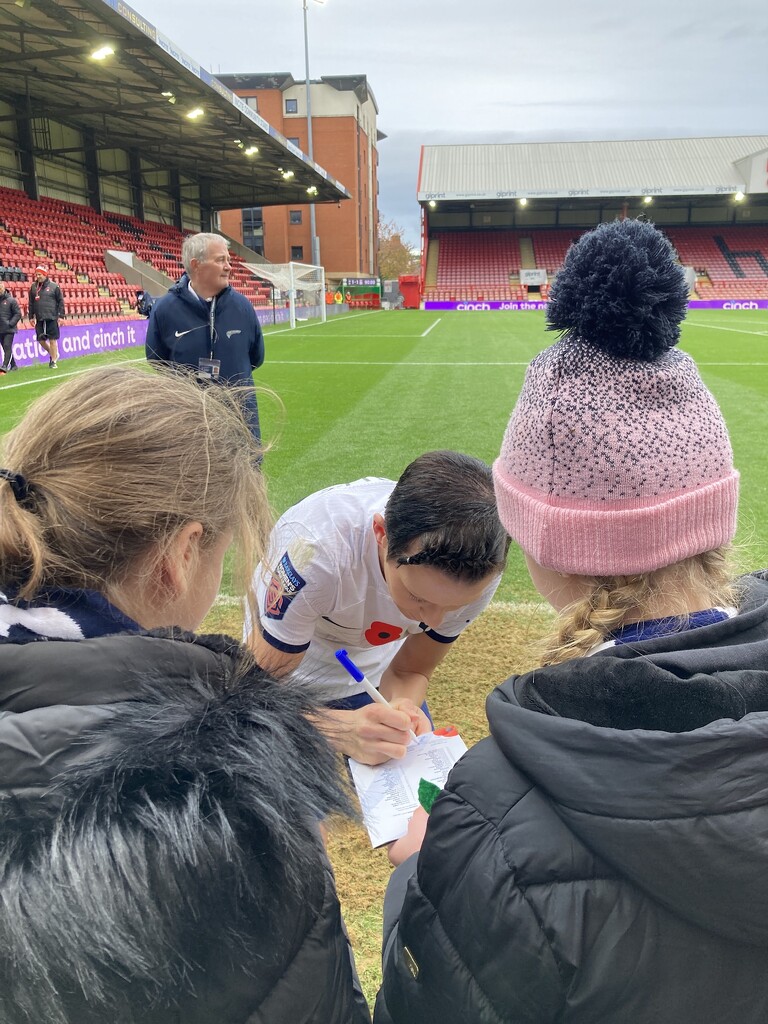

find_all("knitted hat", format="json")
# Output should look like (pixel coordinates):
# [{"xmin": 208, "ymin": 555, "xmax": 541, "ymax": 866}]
[
  {"xmin": 35, "ymin": 264, "xmax": 48, "ymax": 274},
  {"xmin": 493, "ymin": 219, "xmax": 739, "ymax": 576}
]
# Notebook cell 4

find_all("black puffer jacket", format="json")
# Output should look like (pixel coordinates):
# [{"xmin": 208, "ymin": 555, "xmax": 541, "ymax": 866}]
[
  {"xmin": 0, "ymin": 289, "xmax": 21, "ymax": 333},
  {"xmin": 377, "ymin": 573, "xmax": 768, "ymax": 1024},
  {"xmin": 0, "ymin": 631, "xmax": 370, "ymax": 1024},
  {"xmin": 28, "ymin": 276, "xmax": 65, "ymax": 321}
]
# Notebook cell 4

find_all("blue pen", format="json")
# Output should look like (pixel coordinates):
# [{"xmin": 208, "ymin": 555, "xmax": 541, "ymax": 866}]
[{"xmin": 335, "ymin": 649, "xmax": 418, "ymax": 744}]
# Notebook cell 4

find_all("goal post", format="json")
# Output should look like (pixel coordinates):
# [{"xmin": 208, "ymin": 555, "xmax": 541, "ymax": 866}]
[{"xmin": 243, "ymin": 260, "xmax": 326, "ymax": 328}]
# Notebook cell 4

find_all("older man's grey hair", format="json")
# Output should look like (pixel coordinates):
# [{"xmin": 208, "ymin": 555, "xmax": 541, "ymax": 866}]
[{"xmin": 181, "ymin": 232, "xmax": 229, "ymax": 273}]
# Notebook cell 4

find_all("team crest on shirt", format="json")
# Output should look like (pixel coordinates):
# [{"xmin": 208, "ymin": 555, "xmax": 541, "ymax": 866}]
[{"xmin": 265, "ymin": 552, "xmax": 307, "ymax": 619}]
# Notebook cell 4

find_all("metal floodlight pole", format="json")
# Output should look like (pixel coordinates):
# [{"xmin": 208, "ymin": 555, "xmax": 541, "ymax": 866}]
[{"xmin": 303, "ymin": 0, "xmax": 323, "ymax": 268}]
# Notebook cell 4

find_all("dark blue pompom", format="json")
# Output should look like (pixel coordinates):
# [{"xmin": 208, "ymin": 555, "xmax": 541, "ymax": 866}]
[{"xmin": 545, "ymin": 219, "xmax": 689, "ymax": 360}]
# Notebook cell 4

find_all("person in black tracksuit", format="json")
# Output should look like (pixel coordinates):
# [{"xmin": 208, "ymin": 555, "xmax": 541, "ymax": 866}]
[
  {"xmin": 28, "ymin": 264, "xmax": 65, "ymax": 368},
  {"xmin": 0, "ymin": 281, "xmax": 21, "ymax": 372}
]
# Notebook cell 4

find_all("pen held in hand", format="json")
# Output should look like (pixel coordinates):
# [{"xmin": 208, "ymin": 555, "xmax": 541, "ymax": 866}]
[{"xmin": 334, "ymin": 648, "xmax": 419, "ymax": 744}]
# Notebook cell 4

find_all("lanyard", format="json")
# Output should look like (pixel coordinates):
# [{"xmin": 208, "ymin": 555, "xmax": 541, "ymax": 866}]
[{"xmin": 208, "ymin": 295, "xmax": 217, "ymax": 358}]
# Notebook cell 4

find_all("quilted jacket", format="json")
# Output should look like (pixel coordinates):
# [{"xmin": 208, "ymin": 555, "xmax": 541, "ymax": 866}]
[{"xmin": 377, "ymin": 572, "xmax": 768, "ymax": 1024}]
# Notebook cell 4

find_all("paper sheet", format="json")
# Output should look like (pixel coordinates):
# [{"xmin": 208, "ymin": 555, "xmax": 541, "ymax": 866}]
[{"xmin": 348, "ymin": 732, "xmax": 468, "ymax": 847}]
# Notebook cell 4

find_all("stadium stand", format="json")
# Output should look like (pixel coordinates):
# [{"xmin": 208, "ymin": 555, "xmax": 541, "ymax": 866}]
[
  {"xmin": 422, "ymin": 224, "xmax": 768, "ymax": 304},
  {"xmin": 665, "ymin": 226, "xmax": 768, "ymax": 300},
  {"xmin": 418, "ymin": 138, "xmax": 768, "ymax": 307},
  {"xmin": 0, "ymin": 186, "xmax": 276, "ymax": 323}
]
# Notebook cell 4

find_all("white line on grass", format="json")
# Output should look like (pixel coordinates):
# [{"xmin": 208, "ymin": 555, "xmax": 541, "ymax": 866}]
[
  {"xmin": 690, "ymin": 323, "xmax": 768, "ymax": 337},
  {"xmin": 0, "ymin": 354, "xmax": 145, "ymax": 390},
  {"xmin": 264, "ymin": 310, "xmax": 381, "ymax": 336},
  {"xmin": 267, "ymin": 358, "xmax": 768, "ymax": 367},
  {"xmin": 421, "ymin": 318, "xmax": 441, "ymax": 337},
  {"xmin": 212, "ymin": 593, "xmax": 551, "ymax": 615}
]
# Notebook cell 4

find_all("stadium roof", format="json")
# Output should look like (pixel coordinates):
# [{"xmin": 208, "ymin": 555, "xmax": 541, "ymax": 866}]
[
  {"xmin": 418, "ymin": 136, "xmax": 768, "ymax": 203},
  {"xmin": 0, "ymin": 0, "xmax": 351, "ymax": 210}
]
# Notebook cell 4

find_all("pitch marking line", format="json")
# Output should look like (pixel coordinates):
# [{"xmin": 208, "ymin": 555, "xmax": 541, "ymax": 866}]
[
  {"xmin": 265, "ymin": 310, "xmax": 380, "ymax": 336},
  {"xmin": 690, "ymin": 323, "xmax": 768, "ymax": 337},
  {"xmin": 212, "ymin": 594, "xmax": 551, "ymax": 614},
  {"xmin": 421, "ymin": 318, "xmax": 441, "ymax": 338},
  {"xmin": 267, "ymin": 359, "xmax": 768, "ymax": 367},
  {"xmin": 0, "ymin": 354, "xmax": 145, "ymax": 390}
]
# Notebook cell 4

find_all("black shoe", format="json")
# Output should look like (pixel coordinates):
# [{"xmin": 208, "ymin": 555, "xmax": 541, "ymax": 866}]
[{"xmin": 49, "ymin": 360, "xmax": 58, "ymax": 369}]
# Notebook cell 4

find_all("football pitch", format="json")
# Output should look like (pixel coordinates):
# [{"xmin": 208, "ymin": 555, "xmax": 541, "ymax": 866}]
[{"xmin": 2, "ymin": 307, "xmax": 768, "ymax": 601}]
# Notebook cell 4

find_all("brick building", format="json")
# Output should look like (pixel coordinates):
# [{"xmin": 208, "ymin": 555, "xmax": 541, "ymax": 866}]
[{"xmin": 217, "ymin": 74, "xmax": 382, "ymax": 277}]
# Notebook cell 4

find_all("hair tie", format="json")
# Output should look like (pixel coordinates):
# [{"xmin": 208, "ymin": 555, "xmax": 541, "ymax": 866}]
[{"xmin": 0, "ymin": 468, "xmax": 34, "ymax": 507}]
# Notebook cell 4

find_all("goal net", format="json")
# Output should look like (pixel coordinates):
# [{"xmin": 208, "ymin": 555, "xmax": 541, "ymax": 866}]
[{"xmin": 243, "ymin": 260, "xmax": 326, "ymax": 329}]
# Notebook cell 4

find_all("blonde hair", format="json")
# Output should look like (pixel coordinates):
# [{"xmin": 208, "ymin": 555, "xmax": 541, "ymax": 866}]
[
  {"xmin": 0, "ymin": 365, "xmax": 270, "ymax": 622},
  {"xmin": 540, "ymin": 547, "xmax": 738, "ymax": 665}
]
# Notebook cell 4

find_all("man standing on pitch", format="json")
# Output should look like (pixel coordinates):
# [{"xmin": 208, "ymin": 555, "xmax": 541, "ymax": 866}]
[
  {"xmin": 146, "ymin": 233, "xmax": 265, "ymax": 441},
  {"xmin": 0, "ymin": 281, "xmax": 22, "ymax": 373},
  {"xmin": 28, "ymin": 264, "xmax": 65, "ymax": 369}
]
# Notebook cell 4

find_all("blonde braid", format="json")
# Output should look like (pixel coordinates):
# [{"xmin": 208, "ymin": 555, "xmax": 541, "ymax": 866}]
[{"xmin": 540, "ymin": 547, "xmax": 739, "ymax": 666}]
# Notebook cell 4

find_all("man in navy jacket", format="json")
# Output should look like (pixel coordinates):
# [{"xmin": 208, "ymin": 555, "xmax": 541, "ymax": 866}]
[{"xmin": 146, "ymin": 233, "xmax": 265, "ymax": 440}]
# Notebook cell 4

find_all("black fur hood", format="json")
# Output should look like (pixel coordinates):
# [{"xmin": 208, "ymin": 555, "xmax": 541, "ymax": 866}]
[{"xmin": 0, "ymin": 631, "xmax": 370, "ymax": 1024}]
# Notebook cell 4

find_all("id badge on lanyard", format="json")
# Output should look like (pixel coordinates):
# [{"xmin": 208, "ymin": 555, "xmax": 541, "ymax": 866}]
[{"xmin": 197, "ymin": 296, "xmax": 221, "ymax": 381}]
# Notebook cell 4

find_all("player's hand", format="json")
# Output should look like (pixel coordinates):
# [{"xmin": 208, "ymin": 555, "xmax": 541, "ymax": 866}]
[
  {"xmin": 389, "ymin": 697, "xmax": 431, "ymax": 738},
  {"xmin": 388, "ymin": 805, "xmax": 430, "ymax": 866},
  {"xmin": 342, "ymin": 702, "xmax": 427, "ymax": 765}
]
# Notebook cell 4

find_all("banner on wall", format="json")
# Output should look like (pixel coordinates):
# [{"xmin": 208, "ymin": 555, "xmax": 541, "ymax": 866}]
[
  {"xmin": 424, "ymin": 301, "xmax": 548, "ymax": 311},
  {"xmin": 424, "ymin": 300, "xmax": 768, "ymax": 312},
  {"xmin": 10, "ymin": 320, "xmax": 149, "ymax": 368},
  {"xmin": 8, "ymin": 306, "xmax": 351, "ymax": 367}
]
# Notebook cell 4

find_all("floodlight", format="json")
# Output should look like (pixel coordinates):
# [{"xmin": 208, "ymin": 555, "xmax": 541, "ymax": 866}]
[
  {"xmin": 428, "ymin": 200, "xmax": 437, "ymax": 208},
  {"xmin": 91, "ymin": 45, "xmax": 115, "ymax": 61},
  {"xmin": 186, "ymin": 107, "xmax": 204, "ymax": 120},
  {"xmin": 735, "ymin": 191, "xmax": 745, "ymax": 202},
  {"xmin": 519, "ymin": 197, "xmax": 528, "ymax": 206},
  {"xmin": 643, "ymin": 195, "xmax": 653, "ymax": 205},
  {"xmin": 306, "ymin": 185, "xmax": 318, "ymax": 196},
  {"xmin": 244, "ymin": 146, "xmax": 258, "ymax": 156},
  {"xmin": 282, "ymin": 169, "xmax": 295, "ymax": 180}
]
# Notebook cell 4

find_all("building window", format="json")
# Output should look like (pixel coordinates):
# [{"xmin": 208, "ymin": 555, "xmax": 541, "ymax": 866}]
[
  {"xmin": 246, "ymin": 96, "xmax": 258, "ymax": 112},
  {"xmin": 291, "ymin": 245, "xmax": 304, "ymax": 261},
  {"xmin": 288, "ymin": 137, "xmax": 300, "ymax": 147},
  {"xmin": 241, "ymin": 207, "xmax": 263, "ymax": 253},
  {"xmin": 289, "ymin": 210, "xmax": 303, "ymax": 225},
  {"xmin": 285, "ymin": 98, "xmax": 298, "ymax": 114}
]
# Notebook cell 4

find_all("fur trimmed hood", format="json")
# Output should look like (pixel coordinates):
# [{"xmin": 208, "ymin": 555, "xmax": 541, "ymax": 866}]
[{"xmin": 0, "ymin": 631, "xmax": 369, "ymax": 1024}]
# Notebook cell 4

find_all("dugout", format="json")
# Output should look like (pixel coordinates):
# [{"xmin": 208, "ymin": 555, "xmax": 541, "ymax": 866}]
[{"xmin": 417, "ymin": 136, "xmax": 768, "ymax": 309}]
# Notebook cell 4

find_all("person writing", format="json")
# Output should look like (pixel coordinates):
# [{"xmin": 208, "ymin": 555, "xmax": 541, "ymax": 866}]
[
  {"xmin": 0, "ymin": 365, "xmax": 370, "ymax": 1024},
  {"xmin": 376, "ymin": 220, "xmax": 768, "ymax": 1024},
  {"xmin": 246, "ymin": 451, "xmax": 508, "ymax": 764}
]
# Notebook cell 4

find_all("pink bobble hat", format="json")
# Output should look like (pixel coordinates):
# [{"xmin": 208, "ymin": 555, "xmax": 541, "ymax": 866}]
[{"xmin": 492, "ymin": 219, "xmax": 739, "ymax": 577}]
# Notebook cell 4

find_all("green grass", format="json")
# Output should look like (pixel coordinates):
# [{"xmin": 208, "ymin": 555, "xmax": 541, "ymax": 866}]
[{"xmin": 3, "ymin": 308, "xmax": 768, "ymax": 600}]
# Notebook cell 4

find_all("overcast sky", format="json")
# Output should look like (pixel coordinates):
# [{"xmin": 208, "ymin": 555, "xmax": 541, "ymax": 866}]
[{"xmin": 140, "ymin": 0, "xmax": 767, "ymax": 242}]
